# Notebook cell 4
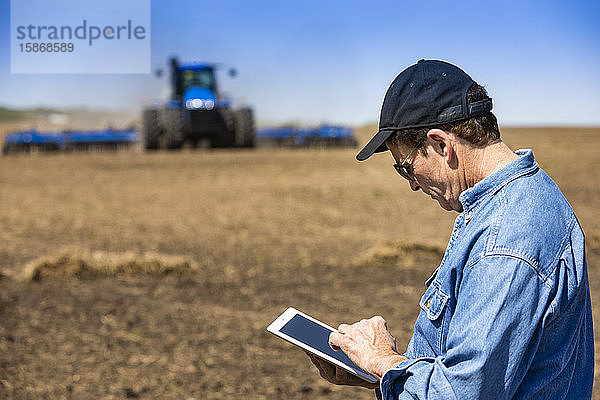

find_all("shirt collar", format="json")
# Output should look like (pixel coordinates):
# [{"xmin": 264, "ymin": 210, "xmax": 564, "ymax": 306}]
[{"xmin": 459, "ymin": 149, "xmax": 538, "ymax": 212}]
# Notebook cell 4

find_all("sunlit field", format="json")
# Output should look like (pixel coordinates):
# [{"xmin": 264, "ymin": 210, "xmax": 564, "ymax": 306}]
[{"xmin": 1, "ymin": 126, "xmax": 599, "ymax": 399}]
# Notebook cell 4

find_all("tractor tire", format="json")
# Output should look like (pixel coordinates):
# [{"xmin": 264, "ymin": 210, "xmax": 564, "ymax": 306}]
[
  {"xmin": 161, "ymin": 108, "xmax": 185, "ymax": 149},
  {"xmin": 211, "ymin": 109, "xmax": 236, "ymax": 148},
  {"xmin": 233, "ymin": 108, "xmax": 255, "ymax": 148},
  {"xmin": 142, "ymin": 108, "xmax": 162, "ymax": 150}
]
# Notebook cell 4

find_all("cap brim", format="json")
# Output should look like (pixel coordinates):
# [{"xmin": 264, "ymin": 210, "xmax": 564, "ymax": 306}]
[{"xmin": 356, "ymin": 130, "xmax": 394, "ymax": 161}]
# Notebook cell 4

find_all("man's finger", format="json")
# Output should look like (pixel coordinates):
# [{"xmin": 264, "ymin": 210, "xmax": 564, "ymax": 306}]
[
  {"xmin": 309, "ymin": 353, "xmax": 330, "ymax": 372},
  {"xmin": 313, "ymin": 356, "xmax": 337, "ymax": 381},
  {"xmin": 335, "ymin": 365, "xmax": 357, "ymax": 384},
  {"xmin": 329, "ymin": 331, "xmax": 343, "ymax": 351},
  {"xmin": 371, "ymin": 315, "xmax": 386, "ymax": 326},
  {"xmin": 337, "ymin": 323, "xmax": 352, "ymax": 334}
]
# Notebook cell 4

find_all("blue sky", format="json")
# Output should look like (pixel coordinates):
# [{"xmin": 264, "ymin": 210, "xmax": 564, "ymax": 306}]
[{"xmin": 0, "ymin": 0, "xmax": 599, "ymax": 126}]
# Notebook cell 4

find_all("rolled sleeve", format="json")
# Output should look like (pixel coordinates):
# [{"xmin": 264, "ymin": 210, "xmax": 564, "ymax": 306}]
[
  {"xmin": 380, "ymin": 357, "xmax": 456, "ymax": 399},
  {"xmin": 379, "ymin": 256, "xmax": 549, "ymax": 399}
]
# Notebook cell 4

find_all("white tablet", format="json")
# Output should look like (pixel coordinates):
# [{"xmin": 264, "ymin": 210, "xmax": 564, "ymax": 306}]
[{"xmin": 266, "ymin": 307, "xmax": 378, "ymax": 383}]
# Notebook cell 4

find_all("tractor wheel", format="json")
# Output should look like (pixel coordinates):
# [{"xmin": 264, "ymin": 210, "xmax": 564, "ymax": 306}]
[
  {"xmin": 233, "ymin": 108, "xmax": 255, "ymax": 148},
  {"xmin": 161, "ymin": 108, "xmax": 185, "ymax": 149},
  {"xmin": 142, "ymin": 108, "xmax": 162, "ymax": 150},
  {"xmin": 211, "ymin": 109, "xmax": 236, "ymax": 148}
]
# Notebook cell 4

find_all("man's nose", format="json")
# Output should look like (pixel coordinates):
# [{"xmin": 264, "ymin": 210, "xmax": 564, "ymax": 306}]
[{"xmin": 409, "ymin": 179, "xmax": 421, "ymax": 192}]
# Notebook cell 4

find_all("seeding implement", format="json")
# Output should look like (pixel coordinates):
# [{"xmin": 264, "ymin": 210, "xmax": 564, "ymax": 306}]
[
  {"xmin": 2, "ymin": 128, "xmax": 138, "ymax": 154},
  {"xmin": 256, "ymin": 125, "xmax": 357, "ymax": 148}
]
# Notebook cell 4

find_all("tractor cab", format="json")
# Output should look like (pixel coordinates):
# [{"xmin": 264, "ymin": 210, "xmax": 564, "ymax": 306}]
[
  {"xmin": 180, "ymin": 65, "xmax": 217, "ymax": 93},
  {"xmin": 169, "ymin": 58, "xmax": 222, "ymax": 110}
]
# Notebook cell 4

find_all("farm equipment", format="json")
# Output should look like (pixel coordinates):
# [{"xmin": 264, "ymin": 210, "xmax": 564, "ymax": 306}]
[
  {"xmin": 2, "ymin": 128, "xmax": 138, "ymax": 154},
  {"xmin": 256, "ymin": 125, "xmax": 357, "ymax": 148},
  {"xmin": 142, "ymin": 57, "xmax": 254, "ymax": 150}
]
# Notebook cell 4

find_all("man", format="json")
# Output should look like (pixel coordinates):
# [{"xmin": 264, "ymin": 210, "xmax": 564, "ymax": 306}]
[{"xmin": 308, "ymin": 60, "xmax": 594, "ymax": 399}]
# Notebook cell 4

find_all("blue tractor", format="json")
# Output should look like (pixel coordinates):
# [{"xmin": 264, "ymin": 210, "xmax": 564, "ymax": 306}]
[{"xmin": 142, "ymin": 57, "xmax": 254, "ymax": 150}]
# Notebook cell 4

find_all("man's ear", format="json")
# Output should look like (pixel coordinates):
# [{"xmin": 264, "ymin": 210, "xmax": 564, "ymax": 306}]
[{"xmin": 426, "ymin": 129, "xmax": 456, "ymax": 168}]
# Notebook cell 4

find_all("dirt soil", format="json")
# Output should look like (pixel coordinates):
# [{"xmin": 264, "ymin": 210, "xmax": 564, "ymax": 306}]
[{"xmin": 1, "ymin": 126, "xmax": 599, "ymax": 399}]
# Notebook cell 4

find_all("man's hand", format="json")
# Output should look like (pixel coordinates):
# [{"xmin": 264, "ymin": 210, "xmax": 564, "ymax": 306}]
[
  {"xmin": 305, "ymin": 352, "xmax": 378, "ymax": 389},
  {"xmin": 329, "ymin": 316, "xmax": 407, "ymax": 379}
]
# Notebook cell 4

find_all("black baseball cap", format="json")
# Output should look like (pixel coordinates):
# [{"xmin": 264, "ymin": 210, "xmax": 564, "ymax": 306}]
[{"xmin": 356, "ymin": 59, "xmax": 493, "ymax": 161}]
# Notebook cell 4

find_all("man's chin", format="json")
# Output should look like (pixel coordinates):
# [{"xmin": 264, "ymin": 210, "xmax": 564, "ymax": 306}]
[
  {"xmin": 436, "ymin": 198, "xmax": 453, "ymax": 211},
  {"xmin": 436, "ymin": 198, "xmax": 462, "ymax": 212},
  {"xmin": 426, "ymin": 192, "xmax": 453, "ymax": 211}
]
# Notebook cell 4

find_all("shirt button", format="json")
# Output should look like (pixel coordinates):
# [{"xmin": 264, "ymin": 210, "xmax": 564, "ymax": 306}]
[
  {"xmin": 426, "ymin": 300, "xmax": 432, "ymax": 309},
  {"xmin": 465, "ymin": 214, "xmax": 471, "ymax": 222}
]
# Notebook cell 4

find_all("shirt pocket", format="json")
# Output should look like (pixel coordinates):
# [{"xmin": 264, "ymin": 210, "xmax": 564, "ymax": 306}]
[
  {"xmin": 415, "ymin": 280, "xmax": 450, "ymax": 355},
  {"xmin": 419, "ymin": 280, "xmax": 449, "ymax": 320}
]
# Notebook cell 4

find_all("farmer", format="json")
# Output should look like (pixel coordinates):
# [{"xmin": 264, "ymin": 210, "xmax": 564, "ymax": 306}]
[{"xmin": 307, "ymin": 60, "xmax": 594, "ymax": 399}]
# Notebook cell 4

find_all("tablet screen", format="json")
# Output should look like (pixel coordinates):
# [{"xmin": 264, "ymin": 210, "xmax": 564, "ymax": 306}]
[{"xmin": 279, "ymin": 313, "xmax": 362, "ymax": 370}]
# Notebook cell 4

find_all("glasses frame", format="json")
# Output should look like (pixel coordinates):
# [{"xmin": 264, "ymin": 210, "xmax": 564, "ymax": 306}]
[{"xmin": 393, "ymin": 146, "xmax": 418, "ymax": 181}]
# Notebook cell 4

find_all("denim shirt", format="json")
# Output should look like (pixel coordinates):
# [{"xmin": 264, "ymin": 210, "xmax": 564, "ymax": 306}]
[{"xmin": 377, "ymin": 150, "xmax": 594, "ymax": 399}]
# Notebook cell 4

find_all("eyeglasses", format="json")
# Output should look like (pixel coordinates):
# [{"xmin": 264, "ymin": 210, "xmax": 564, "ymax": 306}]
[{"xmin": 393, "ymin": 146, "xmax": 418, "ymax": 181}]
